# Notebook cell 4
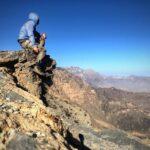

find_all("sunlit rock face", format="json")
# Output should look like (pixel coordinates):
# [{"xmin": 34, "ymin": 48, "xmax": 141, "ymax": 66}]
[{"xmin": 0, "ymin": 50, "xmax": 150, "ymax": 150}]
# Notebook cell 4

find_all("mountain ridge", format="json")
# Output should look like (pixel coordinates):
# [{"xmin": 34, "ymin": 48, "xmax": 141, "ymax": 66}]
[{"xmin": 66, "ymin": 66, "xmax": 150, "ymax": 93}]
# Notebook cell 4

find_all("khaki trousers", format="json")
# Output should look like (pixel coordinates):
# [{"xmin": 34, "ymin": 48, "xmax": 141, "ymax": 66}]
[{"xmin": 20, "ymin": 39, "xmax": 46, "ymax": 62}]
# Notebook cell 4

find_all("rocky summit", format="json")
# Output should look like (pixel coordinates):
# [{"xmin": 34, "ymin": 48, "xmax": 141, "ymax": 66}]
[{"xmin": 0, "ymin": 50, "xmax": 150, "ymax": 150}]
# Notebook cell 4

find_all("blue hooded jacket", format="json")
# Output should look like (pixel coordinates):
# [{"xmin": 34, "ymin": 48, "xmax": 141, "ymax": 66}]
[{"xmin": 18, "ymin": 12, "xmax": 39, "ymax": 46}]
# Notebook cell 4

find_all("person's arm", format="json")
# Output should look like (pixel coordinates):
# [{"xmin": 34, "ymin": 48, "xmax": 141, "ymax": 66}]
[
  {"xmin": 41, "ymin": 33, "xmax": 46, "ymax": 40},
  {"xmin": 26, "ymin": 21, "xmax": 39, "ymax": 53},
  {"xmin": 26, "ymin": 21, "xmax": 36, "ymax": 46}
]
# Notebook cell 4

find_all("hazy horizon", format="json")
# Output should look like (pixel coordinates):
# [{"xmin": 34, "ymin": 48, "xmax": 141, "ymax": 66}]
[{"xmin": 64, "ymin": 65, "xmax": 150, "ymax": 77}]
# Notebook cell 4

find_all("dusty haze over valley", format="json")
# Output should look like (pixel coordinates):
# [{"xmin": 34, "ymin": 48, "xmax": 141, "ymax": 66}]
[{"xmin": 67, "ymin": 67, "xmax": 150, "ymax": 93}]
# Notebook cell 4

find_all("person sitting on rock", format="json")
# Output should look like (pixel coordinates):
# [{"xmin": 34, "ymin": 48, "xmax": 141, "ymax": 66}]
[{"xmin": 18, "ymin": 12, "xmax": 56, "ymax": 77}]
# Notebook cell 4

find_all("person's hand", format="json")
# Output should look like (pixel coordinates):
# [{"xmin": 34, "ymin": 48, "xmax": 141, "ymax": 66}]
[
  {"xmin": 33, "ymin": 46, "xmax": 39, "ymax": 53},
  {"xmin": 41, "ymin": 33, "xmax": 46, "ymax": 39}
]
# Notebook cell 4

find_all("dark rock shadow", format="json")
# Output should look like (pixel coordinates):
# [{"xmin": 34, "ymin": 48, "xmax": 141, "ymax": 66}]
[
  {"xmin": 65, "ymin": 130, "xmax": 91, "ymax": 150},
  {"xmin": 39, "ymin": 75, "xmax": 53, "ymax": 107},
  {"xmin": 37, "ymin": 55, "xmax": 55, "ymax": 107}
]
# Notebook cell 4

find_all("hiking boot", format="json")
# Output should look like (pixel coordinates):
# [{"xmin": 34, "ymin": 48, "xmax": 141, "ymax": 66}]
[
  {"xmin": 33, "ymin": 66, "xmax": 53, "ymax": 77},
  {"xmin": 45, "ymin": 60, "xmax": 56, "ymax": 72},
  {"xmin": 33, "ymin": 65, "xmax": 45, "ymax": 76}
]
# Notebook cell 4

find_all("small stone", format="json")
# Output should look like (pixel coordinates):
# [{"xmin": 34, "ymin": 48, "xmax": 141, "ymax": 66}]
[
  {"xmin": 36, "ymin": 132, "xmax": 41, "ymax": 137},
  {"xmin": 6, "ymin": 118, "xmax": 12, "ymax": 127},
  {"xmin": 2, "ymin": 112, "xmax": 9, "ymax": 118},
  {"xmin": 23, "ymin": 112, "xmax": 30, "ymax": 117},
  {"xmin": 1, "ymin": 105, "xmax": 6, "ymax": 109},
  {"xmin": 6, "ymin": 97, "xmax": 10, "ymax": 101},
  {"xmin": 8, "ymin": 129, "xmax": 17, "ymax": 140},
  {"xmin": 14, "ymin": 108, "xmax": 19, "ymax": 111},
  {"xmin": 0, "ymin": 120, "xmax": 7, "ymax": 131},
  {"xmin": 13, "ymin": 111, "xmax": 19, "ymax": 114},
  {"xmin": 40, "ymin": 133, "xmax": 45, "ymax": 137},
  {"xmin": 8, "ymin": 109, "xmax": 14, "ymax": 113}
]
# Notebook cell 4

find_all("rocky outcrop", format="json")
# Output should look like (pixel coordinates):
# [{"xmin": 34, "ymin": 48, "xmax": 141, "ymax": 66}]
[
  {"xmin": 0, "ymin": 51, "xmax": 23, "ymax": 66},
  {"xmin": 0, "ymin": 64, "xmax": 69, "ymax": 149},
  {"xmin": 0, "ymin": 50, "xmax": 150, "ymax": 149}
]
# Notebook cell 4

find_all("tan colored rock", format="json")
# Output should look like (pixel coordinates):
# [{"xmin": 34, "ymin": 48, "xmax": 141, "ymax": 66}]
[{"xmin": 0, "ymin": 50, "xmax": 150, "ymax": 149}]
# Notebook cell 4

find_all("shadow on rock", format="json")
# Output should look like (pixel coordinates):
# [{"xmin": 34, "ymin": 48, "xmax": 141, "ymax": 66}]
[
  {"xmin": 65, "ymin": 130, "xmax": 91, "ymax": 150},
  {"xmin": 39, "ymin": 75, "xmax": 53, "ymax": 107}
]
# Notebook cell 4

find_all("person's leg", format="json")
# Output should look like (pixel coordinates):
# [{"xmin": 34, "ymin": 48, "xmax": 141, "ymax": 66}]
[
  {"xmin": 34, "ymin": 38, "xmax": 46, "ymax": 76},
  {"xmin": 20, "ymin": 40, "xmax": 33, "ymax": 49},
  {"xmin": 36, "ymin": 50, "xmax": 46, "ymax": 63},
  {"xmin": 36, "ymin": 38, "xmax": 46, "ymax": 67},
  {"xmin": 45, "ymin": 58, "xmax": 56, "ymax": 71},
  {"xmin": 38, "ymin": 37, "xmax": 45, "ymax": 48},
  {"xmin": 41, "ymin": 55, "xmax": 56, "ymax": 77},
  {"xmin": 20, "ymin": 40, "xmax": 36, "ymax": 61},
  {"xmin": 33, "ymin": 38, "xmax": 54, "ymax": 77}
]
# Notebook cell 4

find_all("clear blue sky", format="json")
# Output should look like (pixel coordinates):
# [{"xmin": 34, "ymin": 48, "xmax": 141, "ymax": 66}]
[{"xmin": 0, "ymin": 0, "xmax": 150, "ymax": 76}]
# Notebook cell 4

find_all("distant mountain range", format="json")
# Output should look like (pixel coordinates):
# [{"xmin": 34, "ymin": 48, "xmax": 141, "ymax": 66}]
[{"xmin": 66, "ymin": 67, "xmax": 150, "ymax": 93}]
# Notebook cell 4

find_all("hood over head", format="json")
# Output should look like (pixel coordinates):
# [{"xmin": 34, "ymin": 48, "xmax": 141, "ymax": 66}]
[{"xmin": 28, "ymin": 12, "xmax": 39, "ymax": 25}]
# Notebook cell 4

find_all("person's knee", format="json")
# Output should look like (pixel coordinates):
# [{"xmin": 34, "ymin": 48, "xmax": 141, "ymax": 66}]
[{"xmin": 21, "ymin": 40, "xmax": 33, "ymax": 50}]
